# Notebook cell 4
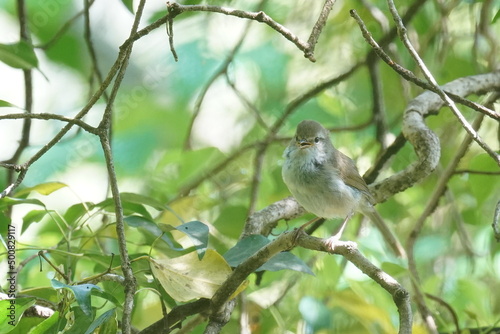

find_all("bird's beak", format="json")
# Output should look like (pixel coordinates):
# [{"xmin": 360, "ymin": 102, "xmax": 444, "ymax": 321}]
[{"xmin": 297, "ymin": 139, "xmax": 312, "ymax": 149}]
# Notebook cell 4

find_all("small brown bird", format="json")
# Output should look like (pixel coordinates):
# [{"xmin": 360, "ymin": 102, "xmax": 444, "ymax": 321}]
[{"xmin": 282, "ymin": 120, "xmax": 405, "ymax": 257}]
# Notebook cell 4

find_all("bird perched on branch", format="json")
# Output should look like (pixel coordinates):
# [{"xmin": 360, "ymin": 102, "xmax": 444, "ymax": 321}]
[{"xmin": 282, "ymin": 119, "xmax": 405, "ymax": 257}]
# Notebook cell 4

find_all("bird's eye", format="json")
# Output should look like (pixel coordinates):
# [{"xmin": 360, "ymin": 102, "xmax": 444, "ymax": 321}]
[{"xmin": 314, "ymin": 137, "xmax": 320, "ymax": 143}]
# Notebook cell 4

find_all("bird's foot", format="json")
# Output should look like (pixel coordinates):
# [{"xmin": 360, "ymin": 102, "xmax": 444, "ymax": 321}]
[{"xmin": 324, "ymin": 234, "xmax": 342, "ymax": 252}]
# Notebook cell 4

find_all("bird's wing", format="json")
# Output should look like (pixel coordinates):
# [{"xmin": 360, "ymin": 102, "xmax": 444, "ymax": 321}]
[{"xmin": 333, "ymin": 149, "xmax": 375, "ymax": 203}]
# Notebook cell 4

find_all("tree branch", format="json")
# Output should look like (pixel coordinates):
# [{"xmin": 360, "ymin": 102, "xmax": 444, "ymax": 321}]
[
  {"xmin": 206, "ymin": 230, "xmax": 411, "ymax": 334},
  {"xmin": 0, "ymin": 113, "xmax": 97, "ymax": 134},
  {"xmin": 371, "ymin": 72, "xmax": 500, "ymax": 203},
  {"xmin": 166, "ymin": 1, "xmax": 337, "ymax": 62},
  {"xmin": 6, "ymin": 0, "xmax": 33, "ymax": 186},
  {"xmin": 406, "ymin": 113, "xmax": 486, "ymax": 333},
  {"xmin": 494, "ymin": 200, "xmax": 500, "ymax": 242},
  {"xmin": 385, "ymin": 0, "xmax": 500, "ymax": 166},
  {"xmin": 182, "ymin": 3, "xmax": 260, "ymax": 150},
  {"xmin": 351, "ymin": 10, "xmax": 500, "ymax": 122},
  {"xmin": 305, "ymin": 0, "xmax": 336, "ymax": 61},
  {"xmin": 95, "ymin": 0, "xmax": 149, "ymax": 331}
]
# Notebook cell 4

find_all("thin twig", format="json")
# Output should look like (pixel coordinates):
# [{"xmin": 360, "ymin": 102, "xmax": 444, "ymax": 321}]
[
  {"xmin": 95, "ymin": 0, "xmax": 149, "ymax": 332},
  {"xmin": 386, "ymin": 0, "xmax": 500, "ymax": 166},
  {"xmin": 406, "ymin": 113, "xmax": 486, "ymax": 334},
  {"xmin": 352, "ymin": 8, "xmax": 500, "ymax": 166},
  {"xmin": 7, "ymin": 0, "xmax": 33, "ymax": 186},
  {"xmin": 494, "ymin": 200, "xmax": 500, "ymax": 242},
  {"xmin": 0, "ymin": 113, "xmax": 97, "ymax": 134},
  {"xmin": 453, "ymin": 169, "xmax": 500, "ymax": 176},
  {"xmin": 166, "ymin": 1, "xmax": 336, "ymax": 62},
  {"xmin": 0, "ymin": 2, "xmax": 139, "ymax": 198},
  {"xmin": 247, "ymin": 144, "xmax": 266, "ymax": 216},
  {"xmin": 305, "ymin": 0, "xmax": 336, "ymax": 61},
  {"xmin": 84, "ymin": 0, "xmax": 109, "ymax": 102},
  {"xmin": 351, "ymin": 10, "xmax": 500, "ymax": 122},
  {"xmin": 38, "ymin": 251, "xmax": 70, "ymax": 282},
  {"xmin": 148, "ymin": 0, "xmax": 426, "ymax": 202},
  {"xmin": 176, "ymin": 141, "xmax": 258, "ymax": 199},
  {"xmin": 271, "ymin": 62, "xmax": 363, "ymax": 135},
  {"xmin": 36, "ymin": 0, "xmax": 96, "ymax": 50},
  {"xmin": 166, "ymin": 14, "xmax": 178, "ymax": 61},
  {"xmin": 182, "ymin": 7, "xmax": 257, "ymax": 150},
  {"xmin": 425, "ymin": 293, "xmax": 461, "ymax": 334},
  {"xmin": 364, "ymin": 132, "xmax": 407, "ymax": 184},
  {"xmin": 225, "ymin": 73, "xmax": 269, "ymax": 130},
  {"xmin": 367, "ymin": 57, "xmax": 389, "ymax": 149}
]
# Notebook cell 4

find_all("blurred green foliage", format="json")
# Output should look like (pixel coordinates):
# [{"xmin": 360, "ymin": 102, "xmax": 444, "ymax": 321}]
[{"xmin": 0, "ymin": 0, "xmax": 499, "ymax": 333}]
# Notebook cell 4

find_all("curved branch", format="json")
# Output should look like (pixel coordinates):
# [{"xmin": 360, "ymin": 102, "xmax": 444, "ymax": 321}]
[
  {"xmin": 207, "ymin": 230, "xmax": 412, "ymax": 334},
  {"xmin": 166, "ymin": 1, "xmax": 337, "ymax": 62},
  {"xmin": 372, "ymin": 72, "xmax": 500, "ymax": 203},
  {"xmin": 298, "ymin": 234, "xmax": 412, "ymax": 334},
  {"xmin": 351, "ymin": 10, "xmax": 500, "ymax": 122},
  {"xmin": 385, "ymin": 0, "xmax": 500, "ymax": 166}
]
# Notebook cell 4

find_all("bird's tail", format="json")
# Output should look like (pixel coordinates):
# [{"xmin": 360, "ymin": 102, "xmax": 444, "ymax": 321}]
[{"xmin": 362, "ymin": 207, "xmax": 407, "ymax": 259}]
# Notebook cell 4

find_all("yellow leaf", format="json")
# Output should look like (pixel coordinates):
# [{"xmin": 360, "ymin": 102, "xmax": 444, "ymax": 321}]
[
  {"xmin": 15, "ymin": 182, "xmax": 67, "ymax": 196},
  {"xmin": 150, "ymin": 249, "xmax": 246, "ymax": 302},
  {"xmin": 332, "ymin": 290, "xmax": 396, "ymax": 333}
]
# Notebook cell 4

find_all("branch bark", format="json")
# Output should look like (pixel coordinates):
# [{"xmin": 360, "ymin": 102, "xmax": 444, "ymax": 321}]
[
  {"xmin": 372, "ymin": 71, "xmax": 500, "ymax": 203},
  {"xmin": 166, "ymin": 1, "xmax": 337, "ymax": 62},
  {"xmin": 205, "ymin": 230, "xmax": 412, "ymax": 334}
]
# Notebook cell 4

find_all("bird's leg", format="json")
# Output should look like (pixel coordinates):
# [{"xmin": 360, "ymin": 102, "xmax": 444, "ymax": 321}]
[
  {"xmin": 293, "ymin": 217, "xmax": 321, "ymax": 243},
  {"xmin": 298, "ymin": 217, "xmax": 321, "ymax": 231},
  {"xmin": 332, "ymin": 213, "xmax": 352, "ymax": 239},
  {"xmin": 325, "ymin": 212, "xmax": 353, "ymax": 250}
]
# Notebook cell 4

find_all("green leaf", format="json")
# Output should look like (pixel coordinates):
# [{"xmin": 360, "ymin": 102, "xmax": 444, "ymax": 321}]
[
  {"xmin": 0, "ymin": 297, "xmax": 36, "ymax": 331},
  {"xmin": 84, "ymin": 308, "xmax": 116, "ymax": 334},
  {"xmin": 493, "ymin": 9, "xmax": 500, "ymax": 23},
  {"xmin": 0, "ymin": 41, "xmax": 38, "ymax": 69},
  {"xmin": 63, "ymin": 202, "xmax": 93, "ymax": 225},
  {"xmin": 0, "ymin": 197, "xmax": 46, "ymax": 211},
  {"xmin": 0, "ymin": 213, "xmax": 11, "ymax": 236},
  {"xmin": 175, "ymin": 220, "xmax": 209, "ymax": 259},
  {"xmin": 22, "ymin": 209, "xmax": 47, "ymax": 234},
  {"xmin": 224, "ymin": 235, "xmax": 314, "ymax": 275},
  {"xmin": 97, "ymin": 194, "xmax": 165, "ymax": 217},
  {"xmin": 0, "ymin": 99, "xmax": 19, "ymax": 108},
  {"xmin": 121, "ymin": 201, "xmax": 154, "ymax": 220},
  {"xmin": 29, "ymin": 311, "xmax": 60, "ymax": 334},
  {"xmin": 64, "ymin": 306, "xmax": 94, "ymax": 334},
  {"xmin": 120, "ymin": 192, "xmax": 165, "ymax": 211},
  {"xmin": 51, "ymin": 279, "xmax": 101, "ymax": 317},
  {"xmin": 90, "ymin": 289, "xmax": 121, "ymax": 308},
  {"xmin": 15, "ymin": 182, "xmax": 67, "ymax": 197},
  {"xmin": 121, "ymin": 0, "xmax": 134, "ymax": 13},
  {"xmin": 381, "ymin": 262, "xmax": 408, "ymax": 277},
  {"xmin": 124, "ymin": 215, "xmax": 183, "ymax": 250},
  {"xmin": 95, "ymin": 309, "xmax": 117, "ymax": 334}
]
